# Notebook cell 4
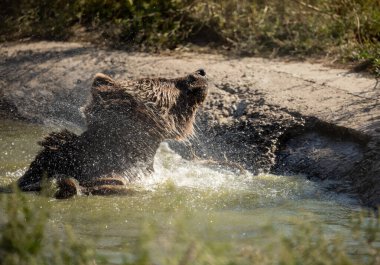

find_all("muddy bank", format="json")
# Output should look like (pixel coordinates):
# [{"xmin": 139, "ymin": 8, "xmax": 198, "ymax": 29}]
[{"xmin": 0, "ymin": 42, "xmax": 379, "ymax": 206}]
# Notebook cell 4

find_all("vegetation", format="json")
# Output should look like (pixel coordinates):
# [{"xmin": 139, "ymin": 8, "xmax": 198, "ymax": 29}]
[
  {"xmin": 0, "ymin": 0, "xmax": 379, "ymax": 74},
  {"xmin": 0, "ymin": 189, "xmax": 379, "ymax": 265},
  {"xmin": 0, "ymin": 188, "xmax": 96, "ymax": 265}
]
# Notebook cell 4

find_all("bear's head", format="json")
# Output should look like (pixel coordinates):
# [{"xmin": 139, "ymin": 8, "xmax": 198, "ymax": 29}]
[{"xmin": 84, "ymin": 69, "xmax": 208, "ymax": 140}]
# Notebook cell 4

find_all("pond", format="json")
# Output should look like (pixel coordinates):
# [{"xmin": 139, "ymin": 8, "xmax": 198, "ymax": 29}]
[{"xmin": 0, "ymin": 118, "xmax": 378, "ymax": 264}]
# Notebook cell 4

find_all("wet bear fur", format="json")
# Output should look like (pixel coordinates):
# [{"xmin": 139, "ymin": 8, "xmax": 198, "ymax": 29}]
[{"xmin": 17, "ymin": 69, "xmax": 208, "ymax": 194}]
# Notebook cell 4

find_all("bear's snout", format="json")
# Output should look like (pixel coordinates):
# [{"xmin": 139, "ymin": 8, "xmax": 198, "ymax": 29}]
[{"xmin": 196, "ymin": 69, "xmax": 206, "ymax": 76}]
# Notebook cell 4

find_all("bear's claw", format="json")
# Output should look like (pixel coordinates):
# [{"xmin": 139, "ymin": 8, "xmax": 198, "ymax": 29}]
[{"xmin": 54, "ymin": 176, "xmax": 132, "ymax": 199}]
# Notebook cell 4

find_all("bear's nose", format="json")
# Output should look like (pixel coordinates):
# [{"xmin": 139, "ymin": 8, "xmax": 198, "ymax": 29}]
[{"xmin": 196, "ymin": 69, "xmax": 206, "ymax": 76}]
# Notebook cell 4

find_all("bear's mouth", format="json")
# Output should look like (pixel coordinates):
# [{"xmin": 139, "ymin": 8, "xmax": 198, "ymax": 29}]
[
  {"xmin": 191, "ymin": 85, "xmax": 208, "ymax": 104},
  {"xmin": 186, "ymin": 69, "xmax": 208, "ymax": 102}
]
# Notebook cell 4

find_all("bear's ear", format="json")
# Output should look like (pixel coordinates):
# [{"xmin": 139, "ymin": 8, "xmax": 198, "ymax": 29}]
[
  {"xmin": 91, "ymin": 73, "xmax": 118, "ymax": 100},
  {"xmin": 92, "ymin": 73, "xmax": 115, "ymax": 88}
]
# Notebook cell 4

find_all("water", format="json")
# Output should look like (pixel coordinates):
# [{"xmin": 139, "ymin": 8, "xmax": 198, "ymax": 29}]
[{"xmin": 0, "ymin": 118, "xmax": 375, "ymax": 263}]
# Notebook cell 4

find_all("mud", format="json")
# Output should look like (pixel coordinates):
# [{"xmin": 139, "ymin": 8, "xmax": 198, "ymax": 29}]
[{"xmin": 0, "ymin": 41, "xmax": 379, "ymax": 206}]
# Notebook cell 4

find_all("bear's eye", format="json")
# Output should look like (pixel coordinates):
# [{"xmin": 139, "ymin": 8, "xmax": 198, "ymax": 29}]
[{"xmin": 187, "ymin": 75, "xmax": 196, "ymax": 84}]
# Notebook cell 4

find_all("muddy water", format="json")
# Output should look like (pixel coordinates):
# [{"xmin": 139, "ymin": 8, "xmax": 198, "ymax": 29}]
[{"xmin": 0, "ymin": 119, "xmax": 371, "ymax": 262}]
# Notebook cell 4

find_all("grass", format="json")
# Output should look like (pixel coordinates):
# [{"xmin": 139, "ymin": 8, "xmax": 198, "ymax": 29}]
[
  {"xmin": 0, "ymin": 188, "xmax": 96, "ymax": 265},
  {"xmin": 0, "ymin": 188, "xmax": 379, "ymax": 265},
  {"xmin": 0, "ymin": 0, "xmax": 379, "ymax": 74}
]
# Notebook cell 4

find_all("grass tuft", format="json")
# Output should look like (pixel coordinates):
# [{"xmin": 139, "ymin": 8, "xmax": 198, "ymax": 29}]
[{"xmin": 0, "ymin": 187, "xmax": 96, "ymax": 265}]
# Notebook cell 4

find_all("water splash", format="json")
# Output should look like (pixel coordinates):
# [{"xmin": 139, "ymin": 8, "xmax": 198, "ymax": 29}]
[
  {"xmin": 148, "ymin": 142, "xmax": 358, "ymax": 207},
  {"xmin": 0, "ymin": 118, "xmax": 358, "ymax": 209}
]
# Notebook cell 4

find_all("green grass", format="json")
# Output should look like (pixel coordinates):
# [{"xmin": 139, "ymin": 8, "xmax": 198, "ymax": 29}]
[
  {"xmin": 0, "ymin": 0, "xmax": 379, "ymax": 74},
  {"xmin": 0, "ymin": 188, "xmax": 379, "ymax": 265},
  {"xmin": 0, "ymin": 187, "xmax": 96, "ymax": 265}
]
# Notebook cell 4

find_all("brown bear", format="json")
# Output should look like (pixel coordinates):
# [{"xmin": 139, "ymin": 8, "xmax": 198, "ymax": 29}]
[{"xmin": 17, "ymin": 69, "xmax": 208, "ymax": 198}]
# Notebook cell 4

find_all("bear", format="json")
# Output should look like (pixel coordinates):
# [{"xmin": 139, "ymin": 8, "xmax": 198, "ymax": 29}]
[{"xmin": 17, "ymin": 69, "xmax": 208, "ymax": 198}]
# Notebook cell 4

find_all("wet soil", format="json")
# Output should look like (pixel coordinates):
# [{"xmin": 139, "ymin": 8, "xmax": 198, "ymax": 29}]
[{"xmin": 0, "ymin": 41, "xmax": 379, "ymax": 206}]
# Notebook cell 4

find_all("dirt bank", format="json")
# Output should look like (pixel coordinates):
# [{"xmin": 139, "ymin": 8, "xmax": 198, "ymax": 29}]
[{"xmin": 0, "ymin": 41, "xmax": 379, "ymax": 206}]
